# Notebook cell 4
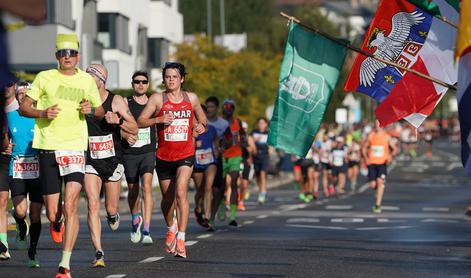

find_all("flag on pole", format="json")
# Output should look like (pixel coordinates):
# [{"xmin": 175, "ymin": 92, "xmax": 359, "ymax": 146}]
[
  {"xmin": 344, "ymin": 0, "xmax": 458, "ymax": 127},
  {"xmin": 456, "ymin": 0, "xmax": 471, "ymax": 178},
  {"xmin": 268, "ymin": 21, "xmax": 347, "ymax": 157}
]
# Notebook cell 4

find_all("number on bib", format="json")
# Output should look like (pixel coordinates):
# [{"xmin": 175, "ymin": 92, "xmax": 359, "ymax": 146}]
[
  {"xmin": 165, "ymin": 118, "xmax": 189, "ymax": 142},
  {"xmin": 89, "ymin": 134, "xmax": 115, "ymax": 159},
  {"xmin": 195, "ymin": 148, "xmax": 214, "ymax": 165},
  {"xmin": 13, "ymin": 156, "xmax": 39, "ymax": 180},
  {"xmin": 55, "ymin": 151, "xmax": 85, "ymax": 176}
]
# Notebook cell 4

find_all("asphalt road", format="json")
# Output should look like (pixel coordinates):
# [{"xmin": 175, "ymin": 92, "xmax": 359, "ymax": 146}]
[{"xmin": 2, "ymin": 140, "xmax": 471, "ymax": 278}]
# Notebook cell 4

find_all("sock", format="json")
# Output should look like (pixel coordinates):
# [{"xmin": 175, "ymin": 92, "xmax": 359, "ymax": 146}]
[
  {"xmin": 177, "ymin": 232, "xmax": 185, "ymax": 241},
  {"xmin": 29, "ymin": 221, "xmax": 41, "ymax": 250},
  {"xmin": 143, "ymin": 223, "xmax": 150, "ymax": 234},
  {"xmin": 168, "ymin": 220, "xmax": 178, "ymax": 233},
  {"xmin": 0, "ymin": 233, "xmax": 8, "ymax": 248},
  {"xmin": 59, "ymin": 251, "xmax": 72, "ymax": 269},
  {"xmin": 14, "ymin": 213, "xmax": 27, "ymax": 239},
  {"xmin": 230, "ymin": 204, "xmax": 237, "ymax": 221},
  {"xmin": 132, "ymin": 213, "xmax": 141, "ymax": 226}
]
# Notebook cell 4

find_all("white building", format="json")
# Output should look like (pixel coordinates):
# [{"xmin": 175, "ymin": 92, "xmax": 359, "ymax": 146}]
[{"xmin": 6, "ymin": 0, "xmax": 183, "ymax": 90}]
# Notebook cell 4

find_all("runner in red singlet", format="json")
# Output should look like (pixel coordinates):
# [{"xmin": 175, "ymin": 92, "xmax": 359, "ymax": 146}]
[{"xmin": 137, "ymin": 62, "xmax": 206, "ymax": 258}]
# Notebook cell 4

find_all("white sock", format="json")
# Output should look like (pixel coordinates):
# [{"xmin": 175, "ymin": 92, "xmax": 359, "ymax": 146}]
[
  {"xmin": 177, "ymin": 232, "xmax": 185, "ymax": 241},
  {"xmin": 59, "ymin": 251, "xmax": 72, "ymax": 269},
  {"xmin": 168, "ymin": 220, "xmax": 178, "ymax": 233}
]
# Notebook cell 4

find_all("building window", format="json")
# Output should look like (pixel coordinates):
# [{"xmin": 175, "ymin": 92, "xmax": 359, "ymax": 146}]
[
  {"xmin": 98, "ymin": 13, "xmax": 131, "ymax": 53},
  {"xmin": 148, "ymin": 38, "xmax": 170, "ymax": 68},
  {"xmin": 45, "ymin": 0, "xmax": 74, "ymax": 29}
]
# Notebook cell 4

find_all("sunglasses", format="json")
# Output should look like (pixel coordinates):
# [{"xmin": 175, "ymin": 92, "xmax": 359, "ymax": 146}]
[
  {"xmin": 223, "ymin": 103, "xmax": 235, "ymax": 110},
  {"xmin": 56, "ymin": 49, "xmax": 78, "ymax": 58},
  {"xmin": 133, "ymin": 79, "xmax": 149, "ymax": 85}
]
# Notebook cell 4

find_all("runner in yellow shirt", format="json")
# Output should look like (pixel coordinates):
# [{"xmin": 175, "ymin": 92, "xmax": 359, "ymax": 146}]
[{"xmin": 19, "ymin": 34, "xmax": 104, "ymax": 278}]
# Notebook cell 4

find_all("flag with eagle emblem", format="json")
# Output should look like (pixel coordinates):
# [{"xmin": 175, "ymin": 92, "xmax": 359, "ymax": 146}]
[{"xmin": 344, "ymin": 0, "xmax": 459, "ymax": 127}]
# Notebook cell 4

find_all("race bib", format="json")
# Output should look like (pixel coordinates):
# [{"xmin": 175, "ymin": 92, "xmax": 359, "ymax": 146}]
[
  {"xmin": 195, "ymin": 148, "xmax": 214, "ymax": 165},
  {"xmin": 132, "ymin": 127, "xmax": 151, "ymax": 148},
  {"xmin": 165, "ymin": 119, "xmax": 189, "ymax": 142},
  {"xmin": 55, "ymin": 150, "xmax": 85, "ymax": 176},
  {"xmin": 13, "ymin": 156, "xmax": 39, "ymax": 180},
  {"xmin": 371, "ymin": 146, "xmax": 384, "ymax": 157},
  {"xmin": 89, "ymin": 134, "xmax": 115, "ymax": 159},
  {"xmin": 332, "ymin": 151, "xmax": 344, "ymax": 167},
  {"xmin": 312, "ymin": 153, "xmax": 320, "ymax": 164},
  {"xmin": 254, "ymin": 134, "xmax": 268, "ymax": 144}
]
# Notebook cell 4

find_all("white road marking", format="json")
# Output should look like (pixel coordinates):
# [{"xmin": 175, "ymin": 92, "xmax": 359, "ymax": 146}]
[
  {"xmin": 355, "ymin": 225, "xmax": 413, "ymax": 231},
  {"xmin": 243, "ymin": 220, "xmax": 255, "ymax": 225},
  {"xmin": 286, "ymin": 218, "xmax": 320, "ymax": 223},
  {"xmin": 279, "ymin": 204, "xmax": 308, "ymax": 211},
  {"xmin": 287, "ymin": 224, "xmax": 348, "ymax": 230},
  {"xmin": 377, "ymin": 218, "xmax": 389, "ymax": 223},
  {"xmin": 185, "ymin": 241, "xmax": 198, "ymax": 246},
  {"xmin": 138, "ymin": 257, "xmax": 164, "ymax": 264},
  {"xmin": 381, "ymin": 206, "xmax": 400, "ymax": 211},
  {"xmin": 447, "ymin": 162, "xmax": 462, "ymax": 171},
  {"xmin": 421, "ymin": 218, "xmax": 459, "ymax": 223},
  {"xmin": 272, "ymin": 211, "xmax": 281, "ymax": 215},
  {"xmin": 257, "ymin": 214, "xmax": 268, "ymax": 219},
  {"xmin": 422, "ymin": 207, "xmax": 449, "ymax": 212},
  {"xmin": 326, "ymin": 205, "xmax": 353, "ymax": 210},
  {"xmin": 377, "ymin": 218, "xmax": 407, "ymax": 223},
  {"xmin": 197, "ymin": 234, "xmax": 213, "ymax": 239},
  {"xmin": 106, "ymin": 275, "xmax": 127, "ymax": 278},
  {"xmin": 331, "ymin": 218, "xmax": 364, "ymax": 223}
]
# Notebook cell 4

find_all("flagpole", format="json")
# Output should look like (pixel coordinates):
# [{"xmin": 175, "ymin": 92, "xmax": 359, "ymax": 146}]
[
  {"xmin": 280, "ymin": 12, "xmax": 457, "ymax": 91},
  {"xmin": 436, "ymin": 15, "xmax": 458, "ymax": 29}
]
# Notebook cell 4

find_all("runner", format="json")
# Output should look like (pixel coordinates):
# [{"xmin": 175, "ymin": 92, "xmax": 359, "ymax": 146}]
[
  {"xmin": 362, "ymin": 121, "xmax": 397, "ymax": 213},
  {"xmin": 193, "ymin": 104, "xmax": 218, "ymax": 228},
  {"xmin": 4, "ymin": 82, "xmax": 43, "ymax": 267},
  {"xmin": 137, "ymin": 62, "xmax": 206, "ymax": 258},
  {"xmin": 0, "ymin": 81, "xmax": 16, "ymax": 261},
  {"xmin": 204, "ymin": 96, "xmax": 229, "ymax": 231},
  {"xmin": 347, "ymin": 137, "xmax": 361, "ymax": 191},
  {"xmin": 330, "ymin": 136, "xmax": 348, "ymax": 194},
  {"xmin": 84, "ymin": 64, "xmax": 138, "ymax": 267},
  {"xmin": 319, "ymin": 133, "xmax": 334, "ymax": 197},
  {"xmin": 122, "ymin": 70, "xmax": 156, "ymax": 245},
  {"xmin": 249, "ymin": 117, "xmax": 270, "ymax": 205},
  {"xmin": 220, "ymin": 99, "xmax": 246, "ymax": 227},
  {"xmin": 19, "ymin": 34, "xmax": 103, "ymax": 278}
]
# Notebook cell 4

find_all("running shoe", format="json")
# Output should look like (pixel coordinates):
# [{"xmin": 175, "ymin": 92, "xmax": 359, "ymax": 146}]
[
  {"xmin": 106, "ymin": 213, "xmax": 120, "ymax": 231},
  {"xmin": 217, "ymin": 202, "xmax": 226, "ymax": 222},
  {"xmin": 92, "ymin": 250, "xmax": 105, "ymax": 267},
  {"xmin": 130, "ymin": 215, "xmax": 143, "ymax": 243},
  {"xmin": 298, "ymin": 192, "xmax": 306, "ymax": 202},
  {"xmin": 28, "ymin": 258, "xmax": 40, "ymax": 268},
  {"xmin": 174, "ymin": 239, "xmax": 186, "ymax": 258},
  {"xmin": 257, "ymin": 192, "xmax": 266, "ymax": 204},
  {"xmin": 328, "ymin": 185, "xmax": 336, "ymax": 195},
  {"xmin": 228, "ymin": 220, "xmax": 238, "ymax": 227},
  {"xmin": 237, "ymin": 202, "xmax": 246, "ymax": 211},
  {"xmin": 0, "ymin": 249, "xmax": 10, "ymax": 260},
  {"xmin": 305, "ymin": 193, "xmax": 313, "ymax": 203},
  {"xmin": 165, "ymin": 230, "xmax": 177, "ymax": 254},
  {"xmin": 194, "ymin": 208, "xmax": 204, "ymax": 227},
  {"xmin": 313, "ymin": 191, "xmax": 319, "ymax": 200},
  {"xmin": 243, "ymin": 191, "xmax": 250, "ymax": 201},
  {"xmin": 372, "ymin": 205, "xmax": 382, "ymax": 214},
  {"xmin": 49, "ymin": 221, "xmax": 64, "ymax": 244},
  {"xmin": 207, "ymin": 220, "xmax": 215, "ymax": 232},
  {"xmin": 0, "ymin": 241, "xmax": 6, "ymax": 253},
  {"xmin": 15, "ymin": 219, "xmax": 29, "ymax": 250},
  {"xmin": 142, "ymin": 231, "xmax": 153, "ymax": 245},
  {"xmin": 55, "ymin": 266, "xmax": 72, "ymax": 278}
]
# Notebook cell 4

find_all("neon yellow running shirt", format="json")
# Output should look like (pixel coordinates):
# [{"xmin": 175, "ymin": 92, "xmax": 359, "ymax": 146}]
[{"xmin": 27, "ymin": 69, "xmax": 101, "ymax": 151}]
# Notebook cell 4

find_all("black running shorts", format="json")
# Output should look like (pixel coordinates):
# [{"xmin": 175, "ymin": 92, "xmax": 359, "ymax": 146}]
[
  {"xmin": 122, "ymin": 152, "xmax": 155, "ymax": 184},
  {"xmin": 9, "ymin": 178, "xmax": 42, "ymax": 203},
  {"xmin": 0, "ymin": 155, "xmax": 10, "ymax": 192},
  {"xmin": 39, "ymin": 152, "xmax": 84, "ymax": 195},
  {"xmin": 156, "ymin": 156, "xmax": 194, "ymax": 181},
  {"xmin": 367, "ymin": 164, "xmax": 387, "ymax": 182}
]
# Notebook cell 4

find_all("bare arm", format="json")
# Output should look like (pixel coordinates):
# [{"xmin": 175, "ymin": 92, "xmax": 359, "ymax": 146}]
[
  {"xmin": 19, "ymin": 96, "xmax": 60, "ymax": 119},
  {"xmin": 189, "ymin": 93, "xmax": 207, "ymax": 135},
  {"xmin": 0, "ymin": 0, "xmax": 46, "ymax": 22},
  {"xmin": 137, "ymin": 93, "xmax": 167, "ymax": 128},
  {"xmin": 113, "ymin": 95, "xmax": 138, "ymax": 135},
  {"xmin": 248, "ymin": 135, "xmax": 257, "ymax": 155}
]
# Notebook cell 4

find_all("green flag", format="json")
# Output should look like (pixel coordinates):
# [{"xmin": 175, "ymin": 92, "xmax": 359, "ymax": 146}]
[{"xmin": 268, "ymin": 21, "xmax": 347, "ymax": 157}]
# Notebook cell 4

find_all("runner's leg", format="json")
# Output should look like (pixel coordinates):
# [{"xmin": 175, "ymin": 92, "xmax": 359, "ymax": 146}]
[{"xmin": 84, "ymin": 174, "xmax": 103, "ymax": 253}]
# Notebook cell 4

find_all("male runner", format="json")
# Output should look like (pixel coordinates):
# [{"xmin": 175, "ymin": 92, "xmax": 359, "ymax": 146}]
[
  {"xmin": 138, "ymin": 62, "xmax": 206, "ymax": 258},
  {"xmin": 122, "ymin": 71, "xmax": 156, "ymax": 245},
  {"xmin": 20, "ymin": 34, "xmax": 103, "ymax": 278},
  {"xmin": 362, "ymin": 121, "xmax": 397, "ymax": 213},
  {"xmin": 249, "ymin": 117, "xmax": 270, "ymax": 204},
  {"xmin": 5, "ymin": 82, "xmax": 43, "ymax": 267},
  {"xmin": 84, "ymin": 64, "xmax": 138, "ymax": 267}
]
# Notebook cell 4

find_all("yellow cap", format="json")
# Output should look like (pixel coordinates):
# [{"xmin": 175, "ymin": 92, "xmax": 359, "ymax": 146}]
[{"xmin": 56, "ymin": 33, "xmax": 79, "ymax": 51}]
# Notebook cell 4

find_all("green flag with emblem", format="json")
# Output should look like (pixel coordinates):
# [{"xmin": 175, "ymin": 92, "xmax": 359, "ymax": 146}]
[{"xmin": 268, "ymin": 21, "xmax": 347, "ymax": 157}]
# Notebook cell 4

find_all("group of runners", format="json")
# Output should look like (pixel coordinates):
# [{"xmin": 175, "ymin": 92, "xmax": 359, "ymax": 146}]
[
  {"xmin": 292, "ymin": 121, "xmax": 403, "ymax": 213},
  {"xmin": 0, "ymin": 34, "xmax": 274, "ymax": 278}
]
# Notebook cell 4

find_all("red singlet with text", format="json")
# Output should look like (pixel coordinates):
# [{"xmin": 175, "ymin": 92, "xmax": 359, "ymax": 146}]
[{"xmin": 156, "ymin": 92, "xmax": 195, "ymax": 161}]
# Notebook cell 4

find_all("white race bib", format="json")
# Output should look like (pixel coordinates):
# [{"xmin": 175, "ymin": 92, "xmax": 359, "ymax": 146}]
[
  {"xmin": 89, "ymin": 134, "xmax": 115, "ymax": 159},
  {"xmin": 371, "ymin": 145, "xmax": 384, "ymax": 157},
  {"xmin": 13, "ymin": 156, "xmax": 39, "ymax": 180},
  {"xmin": 195, "ymin": 148, "xmax": 214, "ymax": 165},
  {"xmin": 55, "ymin": 150, "xmax": 85, "ymax": 176},
  {"xmin": 254, "ymin": 134, "xmax": 268, "ymax": 144},
  {"xmin": 312, "ymin": 153, "xmax": 320, "ymax": 164},
  {"xmin": 132, "ymin": 127, "xmax": 151, "ymax": 148},
  {"xmin": 332, "ymin": 150, "xmax": 344, "ymax": 167},
  {"xmin": 164, "ymin": 119, "xmax": 189, "ymax": 142}
]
